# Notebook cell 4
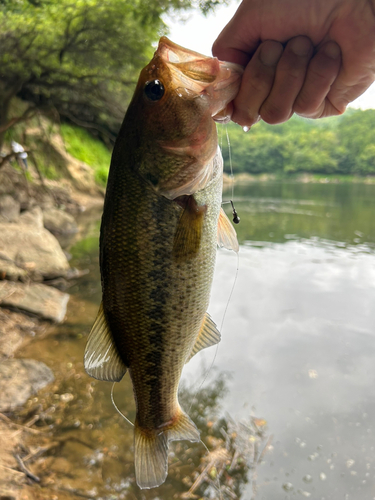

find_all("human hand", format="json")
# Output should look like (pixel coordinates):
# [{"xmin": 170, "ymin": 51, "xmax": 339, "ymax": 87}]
[{"xmin": 212, "ymin": 0, "xmax": 375, "ymax": 126}]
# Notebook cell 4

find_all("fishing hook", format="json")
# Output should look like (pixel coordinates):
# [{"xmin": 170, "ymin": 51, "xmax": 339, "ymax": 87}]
[
  {"xmin": 221, "ymin": 199, "xmax": 240, "ymax": 224},
  {"xmin": 230, "ymin": 200, "xmax": 240, "ymax": 224}
]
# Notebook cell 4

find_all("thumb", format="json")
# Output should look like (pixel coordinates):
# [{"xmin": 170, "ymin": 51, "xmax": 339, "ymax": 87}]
[{"xmin": 212, "ymin": 4, "xmax": 262, "ymax": 65}]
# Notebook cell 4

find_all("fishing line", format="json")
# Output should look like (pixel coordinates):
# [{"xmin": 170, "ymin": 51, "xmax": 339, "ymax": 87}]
[
  {"xmin": 225, "ymin": 124, "xmax": 235, "ymax": 202},
  {"xmin": 188, "ymin": 122, "xmax": 240, "ymax": 415},
  {"xmin": 110, "ymin": 382, "xmax": 134, "ymax": 427},
  {"xmin": 188, "ymin": 249, "xmax": 239, "ymax": 417},
  {"xmin": 185, "ymin": 123, "xmax": 240, "ymax": 499}
]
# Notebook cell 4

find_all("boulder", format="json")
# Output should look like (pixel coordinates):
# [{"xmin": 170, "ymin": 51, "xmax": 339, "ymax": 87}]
[
  {"xmin": 42, "ymin": 207, "xmax": 78, "ymax": 235},
  {"xmin": 18, "ymin": 206, "xmax": 44, "ymax": 227},
  {"xmin": 0, "ymin": 281, "xmax": 69, "ymax": 323},
  {"xmin": 0, "ymin": 359, "xmax": 54, "ymax": 412},
  {"xmin": 0, "ymin": 195, "xmax": 20, "ymax": 222},
  {"xmin": 0, "ymin": 308, "xmax": 37, "ymax": 359},
  {"xmin": 0, "ymin": 222, "xmax": 70, "ymax": 279},
  {"xmin": 0, "ymin": 258, "xmax": 28, "ymax": 282}
]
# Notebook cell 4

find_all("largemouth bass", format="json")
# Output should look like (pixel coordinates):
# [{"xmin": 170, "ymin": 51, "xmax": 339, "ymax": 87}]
[{"xmin": 84, "ymin": 37, "xmax": 242, "ymax": 489}]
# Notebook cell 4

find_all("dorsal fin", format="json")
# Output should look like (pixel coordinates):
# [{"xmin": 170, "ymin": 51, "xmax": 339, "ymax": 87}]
[
  {"xmin": 217, "ymin": 207, "xmax": 239, "ymax": 252},
  {"xmin": 84, "ymin": 302, "xmax": 127, "ymax": 381},
  {"xmin": 173, "ymin": 195, "xmax": 207, "ymax": 262},
  {"xmin": 186, "ymin": 312, "xmax": 221, "ymax": 363}
]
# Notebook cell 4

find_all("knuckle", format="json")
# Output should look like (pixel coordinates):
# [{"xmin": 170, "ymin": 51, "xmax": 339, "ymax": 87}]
[
  {"xmin": 282, "ymin": 68, "xmax": 304, "ymax": 84},
  {"xmin": 293, "ymin": 93, "xmax": 317, "ymax": 115},
  {"xmin": 243, "ymin": 61, "xmax": 275, "ymax": 92},
  {"xmin": 294, "ymin": 105, "xmax": 320, "ymax": 118},
  {"xmin": 248, "ymin": 72, "xmax": 273, "ymax": 93},
  {"xmin": 260, "ymin": 101, "xmax": 291, "ymax": 124},
  {"xmin": 309, "ymin": 67, "xmax": 333, "ymax": 87}
]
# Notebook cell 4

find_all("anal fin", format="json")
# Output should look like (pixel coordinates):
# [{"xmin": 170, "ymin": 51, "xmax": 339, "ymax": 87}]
[
  {"xmin": 186, "ymin": 312, "xmax": 221, "ymax": 363},
  {"xmin": 217, "ymin": 207, "xmax": 239, "ymax": 252},
  {"xmin": 84, "ymin": 302, "xmax": 127, "ymax": 381},
  {"xmin": 166, "ymin": 410, "xmax": 200, "ymax": 443}
]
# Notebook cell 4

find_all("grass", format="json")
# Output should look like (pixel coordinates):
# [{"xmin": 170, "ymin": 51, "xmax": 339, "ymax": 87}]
[{"xmin": 60, "ymin": 124, "xmax": 111, "ymax": 186}]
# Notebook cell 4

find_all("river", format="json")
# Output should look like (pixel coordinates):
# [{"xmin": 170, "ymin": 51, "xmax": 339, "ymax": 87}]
[{"xmin": 20, "ymin": 180, "xmax": 375, "ymax": 500}]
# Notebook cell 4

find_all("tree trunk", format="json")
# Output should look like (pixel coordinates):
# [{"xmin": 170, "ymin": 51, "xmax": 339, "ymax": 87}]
[{"xmin": 0, "ymin": 96, "xmax": 11, "ymax": 152}]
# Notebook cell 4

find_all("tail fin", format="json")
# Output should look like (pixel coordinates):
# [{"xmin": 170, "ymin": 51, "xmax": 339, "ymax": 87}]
[
  {"xmin": 134, "ymin": 425, "xmax": 168, "ymax": 489},
  {"xmin": 134, "ymin": 410, "xmax": 200, "ymax": 489}
]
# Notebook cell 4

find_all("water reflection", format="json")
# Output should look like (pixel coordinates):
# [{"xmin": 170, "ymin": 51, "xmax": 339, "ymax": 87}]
[
  {"xmin": 195, "ymin": 241, "xmax": 375, "ymax": 500},
  {"xmin": 18, "ymin": 182, "xmax": 375, "ymax": 499},
  {"xmin": 19, "ymin": 356, "xmax": 269, "ymax": 499},
  {"xmin": 226, "ymin": 181, "xmax": 375, "ymax": 247}
]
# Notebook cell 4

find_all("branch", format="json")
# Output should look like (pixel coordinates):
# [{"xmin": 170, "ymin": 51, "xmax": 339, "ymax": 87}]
[
  {"xmin": 0, "ymin": 106, "xmax": 38, "ymax": 134},
  {"xmin": 14, "ymin": 454, "xmax": 40, "ymax": 483},
  {"xmin": 0, "ymin": 152, "xmax": 17, "ymax": 168},
  {"xmin": 60, "ymin": 110, "xmax": 117, "ymax": 142}
]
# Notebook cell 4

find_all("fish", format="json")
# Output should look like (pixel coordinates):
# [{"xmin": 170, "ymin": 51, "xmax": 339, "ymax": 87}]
[{"xmin": 84, "ymin": 36, "xmax": 242, "ymax": 489}]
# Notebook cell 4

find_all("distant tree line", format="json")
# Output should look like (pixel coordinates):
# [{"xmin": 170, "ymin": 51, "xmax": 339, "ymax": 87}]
[{"xmin": 220, "ymin": 108, "xmax": 375, "ymax": 176}]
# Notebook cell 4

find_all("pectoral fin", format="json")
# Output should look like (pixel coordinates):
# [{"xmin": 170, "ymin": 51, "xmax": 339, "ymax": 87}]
[
  {"xmin": 217, "ymin": 207, "xmax": 239, "ymax": 252},
  {"xmin": 84, "ymin": 302, "xmax": 127, "ymax": 381},
  {"xmin": 173, "ymin": 195, "xmax": 207, "ymax": 262},
  {"xmin": 186, "ymin": 312, "xmax": 221, "ymax": 363}
]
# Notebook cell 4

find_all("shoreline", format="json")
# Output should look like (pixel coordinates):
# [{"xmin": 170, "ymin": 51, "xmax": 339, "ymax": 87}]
[
  {"xmin": 222, "ymin": 172, "xmax": 375, "ymax": 186},
  {"xmin": 0, "ymin": 169, "xmax": 104, "ymax": 499}
]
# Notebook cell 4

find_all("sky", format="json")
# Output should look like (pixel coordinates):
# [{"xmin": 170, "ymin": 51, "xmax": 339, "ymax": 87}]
[{"xmin": 163, "ymin": 2, "xmax": 375, "ymax": 111}]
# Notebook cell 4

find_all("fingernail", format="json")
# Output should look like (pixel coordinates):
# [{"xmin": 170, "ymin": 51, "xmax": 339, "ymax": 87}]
[
  {"xmin": 259, "ymin": 42, "xmax": 283, "ymax": 66},
  {"xmin": 290, "ymin": 37, "xmax": 311, "ymax": 57},
  {"xmin": 323, "ymin": 42, "xmax": 340, "ymax": 59}
]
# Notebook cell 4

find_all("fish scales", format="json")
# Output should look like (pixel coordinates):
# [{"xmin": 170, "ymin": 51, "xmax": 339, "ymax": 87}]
[
  {"xmin": 84, "ymin": 37, "xmax": 242, "ymax": 489},
  {"xmin": 102, "ymin": 163, "xmax": 221, "ymax": 428}
]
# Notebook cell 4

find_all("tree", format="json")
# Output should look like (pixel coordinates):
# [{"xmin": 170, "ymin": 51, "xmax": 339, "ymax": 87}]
[
  {"xmin": 336, "ymin": 109, "xmax": 375, "ymax": 174},
  {"xmin": 0, "ymin": 0, "xmax": 228, "ymax": 149},
  {"xmin": 283, "ymin": 129, "xmax": 344, "ymax": 174}
]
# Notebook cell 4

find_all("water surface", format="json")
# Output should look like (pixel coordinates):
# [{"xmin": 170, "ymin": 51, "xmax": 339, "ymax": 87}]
[{"xmin": 21, "ymin": 181, "xmax": 375, "ymax": 499}]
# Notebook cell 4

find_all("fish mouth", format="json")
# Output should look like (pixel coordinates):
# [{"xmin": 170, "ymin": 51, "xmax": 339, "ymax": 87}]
[{"xmin": 157, "ymin": 37, "xmax": 243, "ymax": 122}]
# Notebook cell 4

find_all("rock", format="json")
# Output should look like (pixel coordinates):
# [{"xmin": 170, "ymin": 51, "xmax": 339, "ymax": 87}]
[
  {"xmin": 0, "ymin": 258, "xmax": 28, "ymax": 282},
  {"xmin": 0, "ymin": 195, "xmax": 20, "ymax": 222},
  {"xmin": 0, "ymin": 359, "xmax": 54, "ymax": 412},
  {"xmin": 0, "ymin": 308, "xmax": 38, "ymax": 359},
  {"xmin": 0, "ymin": 222, "xmax": 70, "ymax": 279},
  {"xmin": 18, "ymin": 206, "xmax": 44, "ymax": 228},
  {"xmin": 0, "ymin": 420, "xmax": 26, "ymax": 496},
  {"xmin": 0, "ymin": 327, "xmax": 23, "ymax": 359},
  {"xmin": 42, "ymin": 207, "xmax": 78, "ymax": 235},
  {"xmin": 0, "ymin": 281, "xmax": 69, "ymax": 322}
]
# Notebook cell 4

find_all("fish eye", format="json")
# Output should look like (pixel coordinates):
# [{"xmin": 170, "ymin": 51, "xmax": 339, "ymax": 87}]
[{"xmin": 144, "ymin": 80, "xmax": 165, "ymax": 101}]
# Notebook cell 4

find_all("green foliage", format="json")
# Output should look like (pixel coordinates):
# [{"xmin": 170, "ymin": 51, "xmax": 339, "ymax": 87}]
[
  {"xmin": 220, "ymin": 109, "xmax": 375, "ymax": 177},
  {"xmin": 60, "ymin": 124, "xmax": 111, "ymax": 185},
  {"xmin": 0, "ymin": 0, "xmax": 228, "ymax": 147}
]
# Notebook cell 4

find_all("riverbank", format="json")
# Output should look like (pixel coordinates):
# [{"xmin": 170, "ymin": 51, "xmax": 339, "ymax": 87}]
[
  {"xmin": 0, "ymin": 159, "xmax": 104, "ymax": 499},
  {"xmin": 222, "ymin": 171, "xmax": 375, "ymax": 187}
]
